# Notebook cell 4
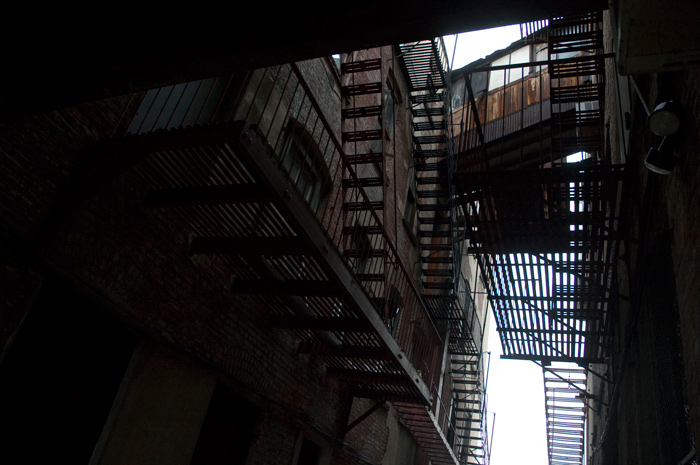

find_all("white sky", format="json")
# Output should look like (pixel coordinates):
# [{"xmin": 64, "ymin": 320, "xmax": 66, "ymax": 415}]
[
  {"xmin": 444, "ymin": 25, "xmax": 550, "ymax": 465},
  {"xmin": 444, "ymin": 25, "xmax": 523, "ymax": 70}
]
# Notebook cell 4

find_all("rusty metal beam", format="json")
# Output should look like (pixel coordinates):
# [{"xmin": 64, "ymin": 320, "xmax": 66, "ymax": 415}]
[{"xmin": 344, "ymin": 400, "xmax": 386, "ymax": 434}]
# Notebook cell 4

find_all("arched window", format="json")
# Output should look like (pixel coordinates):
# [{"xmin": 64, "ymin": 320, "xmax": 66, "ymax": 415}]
[{"xmin": 278, "ymin": 120, "xmax": 331, "ymax": 212}]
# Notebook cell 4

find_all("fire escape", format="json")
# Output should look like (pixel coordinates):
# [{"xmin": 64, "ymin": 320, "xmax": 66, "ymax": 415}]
[
  {"xmin": 340, "ymin": 49, "xmax": 387, "ymax": 305},
  {"xmin": 399, "ymin": 39, "xmax": 488, "ymax": 465},
  {"xmin": 452, "ymin": 11, "xmax": 623, "ymax": 465},
  {"xmin": 70, "ymin": 50, "xmax": 481, "ymax": 464}
]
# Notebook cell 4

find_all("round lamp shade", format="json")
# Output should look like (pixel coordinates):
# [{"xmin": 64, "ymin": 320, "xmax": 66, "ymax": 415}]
[
  {"xmin": 645, "ymin": 146, "xmax": 679, "ymax": 175},
  {"xmin": 649, "ymin": 101, "xmax": 681, "ymax": 136}
]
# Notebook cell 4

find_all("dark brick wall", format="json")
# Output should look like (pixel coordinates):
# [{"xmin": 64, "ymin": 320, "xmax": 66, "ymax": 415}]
[
  {"xmin": 592, "ymin": 59, "xmax": 700, "ymax": 463},
  {"xmin": 663, "ymin": 68, "xmax": 700, "ymax": 453}
]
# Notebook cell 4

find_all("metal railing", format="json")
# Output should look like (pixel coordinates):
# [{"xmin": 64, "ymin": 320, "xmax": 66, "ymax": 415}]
[{"xmin": 231, "ymin": 62, "xmax": 446, "ymax": 400}]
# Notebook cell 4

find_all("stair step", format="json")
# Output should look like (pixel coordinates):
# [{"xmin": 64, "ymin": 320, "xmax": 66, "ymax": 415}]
[
  {"xmin": 341, "ymin": 58, "xmax": 382, "ymax": 74},
  {"xmin": 454, "ymin": 388, "xmax": 482, "ymax": 394},
  {"xmin": 550, "ymin": 57, "xmax": 604, "ymax": 79},
  {"xmin": 356, "ymin": 273, "xmax": 385, "ymax": 282},
  {"xmin": 417, "ymin": 176, "xmax": 448, "ymax": 184},
  {"xmin": 423, "ymin": 281, "xmax": 455, "ymax": 289},
  {"xmin": 551, "ymin": 137, "xmax": 602, "ymax": 153},
  {"xmin": 423, "ymin": 256, "xmax": 453, "ymax": 263},
  {"xmin": 344, "ymin": 248, "xmax": 384, "ymax": 258},
  {"xmin": 413, "ymin": 121, "xmax": 446, "ymax": 131},
  {"xmin": 423, "ymin": 269, "xmax": 453, "ymax": 277},
  {"xmin": 343, "ymin": 177, "xmax": 384, "ymax": 188},
  {"xmin": 453, "ymin": 405, "xmax": 482, "ymax": 413},
  {"xmin": 414, "ymin": 149, "xmax": 448, "ymax": 159},
  {"xmin": 417, "ymin": 203, "xmax": 450, "ymax": 211},
  {"xmin": 412, "ymin": 107, "xmax": 445, "ymax": 118},
  {"xmin": 549, "ymin": 31, "xmax": 603, "ymax": 54},
  {"xmin": 419, "ymin": 230, "xmax": 451, "ymax": 238},
  {"xmin": 419, "ymin": 217, "xmax": 451, "ymax": 225},
  {"xmin": 415, "ymin": 161, "xmax": 447, "ymax": 172},
  {"xmin": 343, "ymin": 201, "xmax": 384, "ymax": 211},
  {"xmin": 412, "ymin": 84, "xmax": 448, "ymax": 93},
  {"xmin": 344, "ymin": 225, "xmax": 383, "ymax": 235},
  {"xmin": 346, "ymin": 152, "xmax": 383, "ymax": 164},
  {"xmin": 411, "ymin": 92, "xmax": 445, "ymax": 105},
  {"xmin": 414, "ymin": 134, "xmax": 446, "ymax": 145},
  {"xmin": 343, "ymin": 129, "xmax": 383, "ymax": 142},
  {"xmin": 551, "ymin": 109, "xmax": 602, "ymax": 126},
  {"xmin": 342, "ymin": 105, "xmax": 383, "ymax": 119},
  {"xmin": 551, "ymin": 82, "xmax": 603, "ymax": 103},
  {"xmin": 421, "ymin": 242, "xmax": 453, "ymax": 250},
  {"xmin": 549, "ymin": 11, "xmax": 602, "ymax": 28},
  {"xmin": 342, "ymin": 82, "xmax": 382, "ymax": 97},
  {"xmin": 417, "ymin": 190, "xmax": 449, "ymax": 199},
  {"xmin": 456, "ymin": 428, "xmax": 484, "ymax": 435}
]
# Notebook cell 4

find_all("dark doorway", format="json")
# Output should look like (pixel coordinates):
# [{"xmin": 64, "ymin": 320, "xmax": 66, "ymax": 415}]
[
  {"xmin": 0, "ymin": 277, "xmax": 137, "ymax": 463},
  {"xmin": 190, "ymin": 383, "xmax": 260, "ymax": 465}
]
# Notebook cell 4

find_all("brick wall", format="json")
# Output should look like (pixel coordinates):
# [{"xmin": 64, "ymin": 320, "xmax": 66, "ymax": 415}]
[{"xmin": 664, "ymin": 68, "xmax": 700, "ymax": 452}]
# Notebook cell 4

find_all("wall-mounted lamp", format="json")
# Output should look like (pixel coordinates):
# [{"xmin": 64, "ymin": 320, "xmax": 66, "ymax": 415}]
[
  {"xmin": 649, "ymin": 100, "xmax": 681, "ymax": 136},
  {"xmin": 629, "ymin": 77, "xmax": 683, "ymax": 175},
  {"xmin": 645, "ymin": 136, "xmax": 679, "ymax": 175}
]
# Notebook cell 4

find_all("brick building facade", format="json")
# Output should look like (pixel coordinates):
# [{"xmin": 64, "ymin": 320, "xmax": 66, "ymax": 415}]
[
  {"xmin": 2, "ymin": 1, "xmax": 700, "ymax": 465},
  {"xmin": 0, "ymin": 41, "xmax": 489, "ymax": 465}
]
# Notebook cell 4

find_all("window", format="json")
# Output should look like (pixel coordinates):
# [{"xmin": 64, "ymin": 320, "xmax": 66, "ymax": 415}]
[
  {"xmin": 127, "ymin": 77, "xmax": 227, "ymax": 134},
  {"xmin": 348, "ymin": 220, "xmax": 373, "ymax": 276},
  {"xmin": 386, "ymin": 287, "xmax": 404, "ymax": 337},
  {"xmin": 451, "ymin": 78, "xmax": 466, "ymax": 109},
  {"xmin": 488, "ymin": 46, "xmax": 531, "ymax": 91},
  {"xmin": 403, "ymin": 186, "xmax": 418, "ymax": 241},
  {"xmin": 279, "ymin": 120, "xmax": 331, "ymax": 212}
]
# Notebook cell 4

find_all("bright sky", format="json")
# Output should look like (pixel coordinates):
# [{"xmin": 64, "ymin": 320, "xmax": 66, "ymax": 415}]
[
  {"xmin": 444, "ymin": 25, "xmax": 523, "ymax": 70},
  {"xmin": 444, "ymin": 25, "xmax": 550, "ymax": 465}
]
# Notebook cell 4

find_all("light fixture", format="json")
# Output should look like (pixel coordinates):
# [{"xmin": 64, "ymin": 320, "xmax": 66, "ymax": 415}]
[
  {"xmin": 644, "ymin": 136, "xmax": 679, "ymax": 175},
  {"xmin": 649, "ymin": 100, "xmax": 681, "ymax": 136}
]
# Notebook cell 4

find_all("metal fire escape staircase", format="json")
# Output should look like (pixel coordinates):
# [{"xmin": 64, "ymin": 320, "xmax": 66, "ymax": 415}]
[
  {"xmin": 549, "ymin": 12, "xmax": 605, "ymax": 161},
  {"xmin": 399, "ymin": 39, "xmax": 487, "ymax": 465},
  {"xmin": 452, "ymin": 11, "xmax": 621, "ymax": 465},
  {"xmin": 340, "ymin": 50, "xmax": 389, "ymax": 307},
  {"xmin": 341, "ymin": 49, "xmax": 462, "ymax": 465},
  {"xmin": 544, "ymin": 13, "xmax": 605, "ymax": 465}
]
